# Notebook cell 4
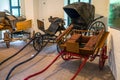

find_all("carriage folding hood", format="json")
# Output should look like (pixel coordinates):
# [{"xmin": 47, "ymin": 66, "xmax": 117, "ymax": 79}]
[{"xmin": 63, "ymin": 2, "xmax": 95, "ymax": 29}]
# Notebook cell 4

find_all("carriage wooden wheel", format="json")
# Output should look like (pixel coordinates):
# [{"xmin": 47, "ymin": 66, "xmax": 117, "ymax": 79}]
[
  {"xmin": 88, "ymin": 21, "xmax": 106, "ymax": 34},
  {"xmin": 57, "ymin": 39, "xmax": 65, "ymax": 53},
  {"xmin": 88, "ymin": 21, "xmax": 107, "ymax": 70},
  {"xmin": 61, "ymin": 52, "xmax": 72, "ymax": 60},
  {"xmin": 99, "ymin": 45, "xmax": 108, "ymax": 70},
  {"xmin": 33, "ymin": 32, "xmax": 49, "ymax": 51},
  {"xmin": 33, "ymin": 32, "xmax": 43, "ymax": 51}
]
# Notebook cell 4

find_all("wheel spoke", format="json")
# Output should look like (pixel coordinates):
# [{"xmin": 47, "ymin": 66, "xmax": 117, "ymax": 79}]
[{"xmin": 89, "ymin": 21, "xmax": 106, "ymax": 35}]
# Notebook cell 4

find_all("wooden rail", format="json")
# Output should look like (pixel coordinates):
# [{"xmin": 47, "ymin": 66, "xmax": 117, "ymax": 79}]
[{"xmin": 56, "ymin": 24, "xmax": 73, "ymax": 42}]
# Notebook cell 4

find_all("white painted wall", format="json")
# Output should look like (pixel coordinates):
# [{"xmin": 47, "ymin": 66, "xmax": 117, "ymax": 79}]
[
  {"xmin": 24, "ymin": 0, "xmax": 39, "ymax": 33},
  {"xmin": 38, "ymin": 0, "xmax": 64, "ymax": 29},
  {"xmin": 108, "ymin": 28, "xmax": 119, "ymax": 80},
  {"xmin": 33, "ymin": 0, "xmax": 39, "ymax": 32},
  {"xmin": 0, "ymin": 0, "xmax": 9, "ymax": 11},
  {"xmin": 24, "ymin": 0, "xmax": 34, "ymax": 20},
  {"xmin": 92, "ymin": 0, "xmax": 109, "ymax": 17},
  {"xmin": 92, "ymin": 0, "xmax": 109, "ymax": 27}
]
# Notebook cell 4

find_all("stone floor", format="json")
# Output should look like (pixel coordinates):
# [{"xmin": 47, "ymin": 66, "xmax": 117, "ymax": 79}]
[{"xmin": 0, "ymin": 40, "xmax": 115, "ymax": 80}]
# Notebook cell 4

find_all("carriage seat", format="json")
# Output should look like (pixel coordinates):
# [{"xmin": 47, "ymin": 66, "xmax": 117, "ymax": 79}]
[
  {"xmin": 45, "ymin": 22, "xmax": 59, "ymax": 36},
  {"xmin": 65, "ymin": 29, "xmax": 104, "ymax": 54},
  {"xmin": 67, "ymin": 34, "xmax": 81, "ymax": 42},
  {"xmin": 66, "ymin": 34, "xmax": 82, "ymax": 53},
  {"xmin": 84, "ymin": 29, "xmax": 104, "ymax": 50},
  {"xmin": 37, "ymin": 19, "xmax": 59, "ymax": 36}
]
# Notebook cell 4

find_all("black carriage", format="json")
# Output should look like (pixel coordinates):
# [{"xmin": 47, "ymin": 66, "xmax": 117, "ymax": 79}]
[{"xmin": 33, "ymin": 16, "xmax": 65, "ymax": 51}]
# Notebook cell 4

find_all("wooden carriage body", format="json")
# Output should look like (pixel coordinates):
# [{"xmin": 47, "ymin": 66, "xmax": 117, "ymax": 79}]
[
  {"xmin": 56, "ymin": 24, "xmax": 109, "ymax": 79},
  {"xmin": 56, "ymin": 24, "xmax": 109, "ymax": 55},
  {"xmin": 0, "ymin": 11, "xmax": 32, "ymax": 47}
]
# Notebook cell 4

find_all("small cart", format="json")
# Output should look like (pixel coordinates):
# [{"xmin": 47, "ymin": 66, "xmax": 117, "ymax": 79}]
[{"xmin": 56, "ymin": 24, "xmax": 109, "ymax": 79}]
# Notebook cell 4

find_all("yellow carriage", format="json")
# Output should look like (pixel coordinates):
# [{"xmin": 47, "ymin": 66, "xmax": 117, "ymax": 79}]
[{"xmin": 0, "ymin": 11, "xmax": 32, "ymax": 48}]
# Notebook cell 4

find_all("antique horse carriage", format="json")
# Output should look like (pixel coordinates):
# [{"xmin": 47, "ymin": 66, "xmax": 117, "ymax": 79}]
[
  {"xmin": 24, "ymin": 2, "xmax": 109, "ymax": 80},
  {"xmin": 33, "ymin": 16, "xmax": 65, "ymax": 51},
  {"xmin": 0, "ymin": 11, "xmax": 32, "ymax": 48},
  {"xmin": 56, "ymin": 2, "xmax": 109, "ymax": 79}
]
